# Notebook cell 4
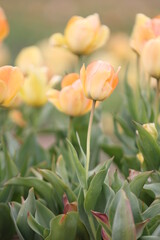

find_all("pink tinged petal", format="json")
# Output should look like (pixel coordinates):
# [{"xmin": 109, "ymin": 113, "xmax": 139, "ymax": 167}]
[
  {"xmin": 86, "ymin": 13, "xmax": 101, "ymax": 31},
  {"xmin": 80, "ymin": 64, "xmax": 88, "ymax": 96},
  {"xmin": 101, "ymin": 228, "xmax": 111, "ymax": 240},
  {"xmin": 91, "ymin": 211, "xmax": 109, "ymax": 225}
]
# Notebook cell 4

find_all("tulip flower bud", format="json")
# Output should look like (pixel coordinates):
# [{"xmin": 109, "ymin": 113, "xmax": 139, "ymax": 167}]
[
  {"xmin": 47, "ymin": 73, "xmax": 92, "ymax": 116},
  {"xmin": 0, "ymin": 7, "xmax": 9, "ymax": 41},
  {"xmin": 50, "ymin": 13, "xmax": 110, "ymax": 55},
  {"xmin": 141, "ymin": 38, "xmax": 160, "ymax": 79},
  {"xmin": 143, "ymin": 123, "xmax": 158, "ymax": 140},
  {"xmin": 80, "ymin": 60, "xmax": 120, "ymax": 101}
]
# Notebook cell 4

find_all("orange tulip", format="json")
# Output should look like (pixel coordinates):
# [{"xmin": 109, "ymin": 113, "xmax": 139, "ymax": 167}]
[
  {"xmin": 0, "ymin": 66, "xmax": 24, "ymax": 107},
  {"xmin": 80, "ymin": 60, "xmax": 120, "ymax": 101},
  {"xmin": 47, "ymin": 73, "xmax": 92, "ymax": 116},
  {"xmin": 0, "ymin": 7, "xmax": 9, "ymax": 41},
  {"xmin": 130, "ymin": 14, "xmax": 160, "ymax": 55},
  {"xmin": 50, "ymin": 13, "xmax": 110, "ymax": 55}
]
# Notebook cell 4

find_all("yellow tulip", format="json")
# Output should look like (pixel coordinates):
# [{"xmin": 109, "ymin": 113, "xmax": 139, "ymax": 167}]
[
  {"xmin": 50, "ymin": 13, "xmax": 110, "ymax": 55},
  {"xmin": 80, "ymin": 60, "xmax": 120, "ymax": 101},
  {"xmin": 20, "ymin": 69, "xmax": 48, "ymax": 107},
  {"xmin": 141, "ymin": 38, "xmax": 160, "ymax": 79},
  {"xmin": 130, "ymin": 14, "xmax": 160, "ymax": 55},
  {"xmin": 0, "ymin": 66, "xmax": 24, "ymax": 107},
  {"xmin": 15, "ymin": 46, "xmax": 44, "ymax": 73},
  {"xmin": 0, "ymin": 7, "xmax": 9, "ymax": 41},
  {"xmin": 47, "ymin": 73, "xmax": 92, "ymax": 116}
]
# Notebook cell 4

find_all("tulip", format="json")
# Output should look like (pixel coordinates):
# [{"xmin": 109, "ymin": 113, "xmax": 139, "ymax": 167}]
[
  {"xmin": 0, "ymin": 7, "xmax": 9, "ymax": 41},
  {"xmin": 9, "ymin": 110, "xmax": 26, "ymax": 127},
  {"xmin": 15, "ymin": 46, "xmax": 44, "ymax": 73},
  {"xmin": 50, "ymin": 13, "xmax": 110, "ymax": 55},
  {"xmin": 80, "ymin": 60, "xmax": 120, "ymax": 101},
  {"xmin": 47, "ymin": 73, "xmax": 92, "ymax": 116},
  {"xmin": 130, "ymin": 14, "xmax": 160, "ymax": 54},
  {"xmin": 20, "ymin": 69, "xmax": 49, "ymax": 107},
  {"xmin": 141, "ymin": 38, "xmax": 160, "ymax": 79},
  {"xmin": 0, "ymin": 66, "xmax": 24, "ymax": 107}
]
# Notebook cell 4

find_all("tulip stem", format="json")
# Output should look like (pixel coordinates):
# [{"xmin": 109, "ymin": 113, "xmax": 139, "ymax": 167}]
[
  {"xmin": 67, "ymin": 116, "xmax": 73, "ymax": 141},
  {"xmin": 155, "ymin": 79, "xmax": 160, "ymax": 124},
  {"xmin": 86, "ymin": 100, "xmax": 96, "ymax": 180}
]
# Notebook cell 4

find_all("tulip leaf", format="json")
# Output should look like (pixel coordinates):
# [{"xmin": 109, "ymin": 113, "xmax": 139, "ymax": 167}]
[
  {"xmin": 0, "ymin": 203, "xmax": 15, "ymax": 240},
  {"xmin": 67, "ymin": 139, "xmax": 86, "ymax": 188},
  {"xmin": 35, "ymin": 200, "xmax": 55, "ymax": 229},
  {"xmin": 28, "ymin": 212, "xmax": 49, "ymax": 238},
  {"xmin": 84, "ymin": 159, "xmax": 112, "ymax": 213},
  {"xmin": 45, "ymin": 212, "xmax": 78, "ymax": 240},
  {"xmin": 141, "ymin": 237, "xmax": 160, "ymax": 240},
  {"xmin": 136, "ymin": 219, "xmax": 150, "ymax": 239},
  {"xmin": 142, "ymin": 201, "xmax": 160, "ymax": 220},
  {"xmin": 56, "ymin": 155, "xmax": 70, "ymax": 186},
  {"xmin": 39, "ymin": 169, "xmax": 76, "ymax": 203},
  {"xmin": 129, "ymin": 171, "xmax": 152, "ymax": 197},
  {"xmin": 134, "ymin": 121, "xmax": 160, "ymax": 169},
  {"xmin": 6, "ymin": 177, "xmax": 56, "ymax": 212},
  {"xmin": 16, "ymin": 188, "xmax": 36, "ymax": 240},
  {"xmin": 112, "ymin": 190, "xmax": 136, "ymax": 240},
  {"xmin": 144, "ymin": 183, "xmax": 160, "ymax": 198}
]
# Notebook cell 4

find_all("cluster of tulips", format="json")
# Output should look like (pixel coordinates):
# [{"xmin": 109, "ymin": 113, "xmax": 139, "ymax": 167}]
[{"xmin": 1, "ymin": 5, "xmax": 160, "ymax": 240}]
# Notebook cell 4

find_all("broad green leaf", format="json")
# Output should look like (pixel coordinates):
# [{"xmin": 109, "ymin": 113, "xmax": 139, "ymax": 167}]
[
  {"xmin": 144, "ymin": 183, "xmax": 160, "ymax": 198},
  {"xmin": 134, "ymin": 122, "xmax": 160, "ymax": 169},
  {"xmin": 130, "ymin": 171, "xmax": 152, "ymax": 197},
  {"xmin": 16, "ymin": 188, "xmax": 36, "ymax": 240},
  {"xmin": 56, "ymin": 155, "xmax": 70, "ymax": 186},
  {"xmin": 35, "ymin": 200, "xmax": 55, "ymax": 229},
  {"xmin": 142, "ymin": 201, "xmax": 160, "ymax": 219},
  {"xmin": 39, "ymin": 169, "xmax": 76, "ymax": 203},
  {"xmin": 136, "ymin": 219, "xmax": 150, "ymax": 239},
  {"xmin": 141, "ymin": 237, "xmax": 160, "ymax": 240},
  {"xmin": 112, "ymin": 190, "xmax": 136, "ymax": 240},
  {"xmin": 111, "ymin": 170, "xmax": 123, "ymax": 193},
  {"xmin": 10, "ymin": 203, "xmax": 24, "ymax": 240},
  {"xmin": 45, "ymin": 212, "xmax": 78, "ymax": 240},
  {"xmin": 6, "ymin": 177, "xmax": 56, "ymax": 212},
  {"xmin": 84, "ymin": 159, "xmax": 112, "ymax": 213},
  {"xmin": 0, "ymin": 203, "xmax": 15, "ymax": 240},
  {"xmin": 28, "ymin": 212, "xmax": 49, "ymax": 238},
  {"xmin": 67, "ymin": 140, "xmax": 86, "ymax": 188}
]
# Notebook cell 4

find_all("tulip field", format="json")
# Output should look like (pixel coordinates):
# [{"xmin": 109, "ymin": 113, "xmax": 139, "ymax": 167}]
[{"xmin": 1, "ymin": 3, "xmax": 160, "ymax": 240}]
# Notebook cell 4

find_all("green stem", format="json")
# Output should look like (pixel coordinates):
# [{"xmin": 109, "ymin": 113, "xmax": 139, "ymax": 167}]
[
  {"xmin": 155, "ymin": 79, "xmax": 160, "ymax": 124},
  {"xmin": 86, "ymin": 100, "xmax": 96, "ymax": 181},
  {"xmin": 67, "ymin": 116, "xmax": 73, "ymax": 141}
]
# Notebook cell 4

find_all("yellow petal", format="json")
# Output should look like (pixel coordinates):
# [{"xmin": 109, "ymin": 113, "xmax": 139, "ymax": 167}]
[
  {"xmin": 49, "ymin": 33, "xmax": 67, "ymax": 47},
  {"xmin": 47, "ymin": 89, "xmax": 62, "ymax": 112},
  {"xmin": 61, "ymin": 73, "xmax": 79, "ymax": 88},
  {"xmin": 0, "ymin": 79, "xmax": 7, "ymax": 104}
]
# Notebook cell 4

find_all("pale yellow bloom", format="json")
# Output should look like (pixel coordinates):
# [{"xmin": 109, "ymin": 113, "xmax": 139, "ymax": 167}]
[
  {"xmin": 0, "ymin": 7, "xmax": 9, "ymax": 41},
  {"xmin": 50, "ymin": 13, "xmax": 110, "ymax": 55},
  {"xmin": 80, "ymin": 60, "xmax": 120, "ymax": 101},
  {"xmin": 20, "ymin": 69, "xmax": 49, "ymax": 107},
  {"xmin": 15, "ymin": 46, "xmax": 44, "ymax": 73},
  {"xmin": 141, "ymin": 38, "xmax": 160, "ymax": 79}
]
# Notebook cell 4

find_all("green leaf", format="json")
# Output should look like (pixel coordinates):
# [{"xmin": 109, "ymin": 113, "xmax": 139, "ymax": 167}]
[
  {"xmin": 134, "ymin": 121, "xmax": 160, "ymax": 169},
  {"xmin": 67, "ymin": 139, "xmax": 86, "ymax": 188},
  {"xmin": 112, "ymin": 190, "xmax": 136, "ymax": 240},
  {"xmin": 28, "ymin": 212, "xmax": 49, "ymax": 238},
  {"xmin": 144, "ymin": 183, "xmax": 160, "ymax": 198},
  {"xmin": 39, "ymin": 169, "xmax": 76, "ymax": 204},
  {"xmin": 0, "ymin": 203, "xmax": 15, "ymax": 240},
  {"xmin": 45, "ymin": 212, "xmax": 78, "ymax": 240},
  {"xmin": 35, "ymin": 200, "xmax": 55, "ymax": 229},
  {"xmin": 142, "ymin": 201, "xmax": 160, "ymax": 220},
  {"xmin": 56, "ymin": 155, "xmax": 70, "ymax": 186},
  {"xmin": 141, "ymin": 237, "xmax": 160, "ymax": 240},
  {"xmin": 136, "ymin": 219, "xmax": 150, "ymax": 239},
  {"xmin": 130, "ymin": 171, "xmax": 152, "ymax": 197},
  {"xmin": 6, "ymin": 177, "xmax": 56, "ymax": 212},
  {"xmin": 16, "ymin": 188, "xmax": 36, "ymax": 240},
  {"xmin": 84, "ymin": 159, "xmax": 112, "ymax": 213}
]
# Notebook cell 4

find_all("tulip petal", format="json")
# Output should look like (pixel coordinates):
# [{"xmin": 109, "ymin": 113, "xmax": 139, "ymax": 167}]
[
  {"xmin": 49, "ymin": 33, "xmax": 67, "ymax": 47},
  {"xmin": 86, "ymin": 13, "xmax": 100, "ymax": 31},
  {"xmin": 47, "ymin": 89, "xmax": 63, "ymax": 112},
  {"xmin": 86, "ymin": 25, "xmax": 110, "ymax": 54},
  {"xmin": 0, "ymin": 79, "xmax": 7, "ymax": 104},
  {"xmin": 61, "ymin": 73, "xmax": 79, "ymax": 88},
  {"xmin": 0, "ymin": 7, "xmax": 9, "ymax": 41}
]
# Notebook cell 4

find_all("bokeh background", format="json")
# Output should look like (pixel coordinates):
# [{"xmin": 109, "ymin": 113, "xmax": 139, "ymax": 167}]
[{"xmin": 1, "ymin": 0, "xmax": 160, "ymax": 62}]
